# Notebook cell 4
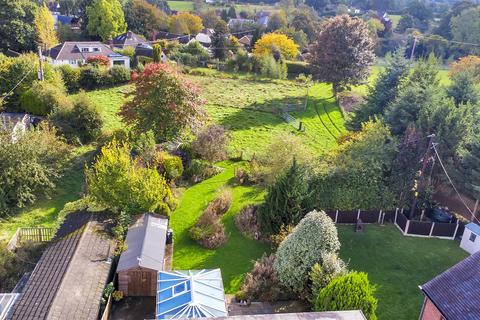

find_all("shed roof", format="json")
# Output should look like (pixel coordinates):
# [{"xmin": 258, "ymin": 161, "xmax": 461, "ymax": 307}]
[
  {"xmin": 420, "ymin": 251, "xmax": 480, "ymax": 319},
  {"xmin": 465, "ymin": 222, "xmax": 480, "ymax": 235},
  {"xmin": 156, "ymin": 269, "xmax": 227, "ymax": 319},
  {"xmin": 117, "ymin": 213, "xmax": 169, "ymax": 272}
]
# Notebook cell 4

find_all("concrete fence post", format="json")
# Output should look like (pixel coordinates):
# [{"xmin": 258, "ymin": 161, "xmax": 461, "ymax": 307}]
[
  {"xmin": 429, "ymin": 222, "xmax": 435, "ymax": 237},
  {"xmin": 394, "ymin": 208, "xmax": 399, "ymax": 224},
  {"xmin": 405, "ymin": 219, "xmax": 410, "ymax": 235},
  {"xmin": 420, "ymin": 209, "xmax": 425, "ymax": 221},
  {"xmin": 335, "ymin": 210, "xmax": 338, "ymax": 223},
  {"xmin": 453, "ymin": 222, "xmax": 460, "ymax": 240},
  {"xmin": 378, "ymin": 210, "xmax": 382, "ymax": 224},
  {"xmin": 357, "ymin": 209, "xmax": 361, "ymax": 220}
]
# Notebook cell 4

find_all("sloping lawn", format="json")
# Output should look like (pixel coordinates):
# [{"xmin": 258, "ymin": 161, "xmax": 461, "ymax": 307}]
[
  {"xmin": 167, "ymin": 0, "xmax": 194, "ymax": 11},
  {"xmin": 338, "ymin": 224, "xmax": 468, "ymax": 320},
  {"xmin": 170, "ymin": 161, "xmax": 270, "ymax": 293}
]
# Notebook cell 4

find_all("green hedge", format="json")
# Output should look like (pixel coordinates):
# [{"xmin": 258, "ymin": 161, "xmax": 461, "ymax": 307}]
[{"xmin": 286, "ymin": 61, "xmax": 311, "ymax": 76}]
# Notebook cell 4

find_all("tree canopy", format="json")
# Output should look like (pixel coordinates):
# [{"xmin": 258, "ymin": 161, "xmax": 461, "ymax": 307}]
[
  {"xmin": 34, "ymin": 4, "xmax": 58, "ymax": 50},
  {"xmin": 308, "ymin": 15, "xmax": 375, "ymax": 95},
  {"xmin": 86, "ymin": 0, "xmax": 126, "ymax": 41},
  {"xmin": 252, "ymin": 33, "xmax": 299, "ymax": 60},
  {"xmin": 119, "ymin": 63, "xmax": 205, "ymax": 141},
  {"xmin": 0, "ymin": 0, "xmax": 37, "ymax": 52},
  {"xmin": 124, "ymin": 0, "xmax": 168, "ymax": 39}
]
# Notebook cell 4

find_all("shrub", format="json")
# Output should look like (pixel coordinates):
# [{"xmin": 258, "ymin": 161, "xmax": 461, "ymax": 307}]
[
  {"xmin": 258, "ymin": 159, "xmax": 310, "ymax": 235},
  {"xmin": 309, "ymin": 253, "xmax": 347, "ymax": 301},
  {"xmin": 79, "ymin": 66, "xmax": 104, "ymax": 90},
  {"xmin": 112, "ymin": 290, "xmax": 124, "ymax": 302},
  {"xmin": 286, "ymin": 61, "xmax": 310, "ymax": 76},
  {"xmin": 130, "ymin": 131, "xmax": 156, "ymax": 164},
  {"xmin": 86, "ymin": 55, "xmax": 110, "ymax": 67},
  {"xmin": 258, "ymin": 55, "xmax": 287, "ymax": 79},
  {"xmin": 20, "ymin": 81, "xmax": 70, "ymax": 116},
  {"xmin": 108, "ymin": 65, "xmax": 131, "ymax": 84},
  {"xmin": 269, "ymin": 224, "xmax": 294, "ymax": 249},
  {"xmin": 153, "ymin": 151, "xmax": 184, "ymax": 181},
  {"xmin": 189, "ymin": 209, "xmax": 227, "ymax": 249},
  {"xmin": 57, "ymin": 64, "xmax": 81, "ymax": 93},
  {"xmin": 239, "ymin": 254, "xmax": 284, "ymax": 302},
  {"xmin": 234, "ymin": 205, "xmax": 260, "ymax": 239},
  {"xmin": 50, "ymin": 93, "xmax": 103, "ymax": 144},
  {"xmin": 205, "ymin": 188, "xmax": 232, "ymax": 216},
  {"xmin": 192, "ymin": 125, "xmax": 230, "ymax": 163},
  {"xmin": 274, "ymin": 210, "xmax": 340, "ymax": 294},
  {"xmin": 85, "ymin": 139, "xmax": 176, "ymax": 216},
  {"xmin": 0, "ymin": 124, "xmax": 70, "ymax": 212},
  {"xmin": 314, "ymin": 272, "xmax": 378, "ymax": 320},
  {"xmin": 185, "ymin": 159, "xmax": 223, "ymax": 183}
]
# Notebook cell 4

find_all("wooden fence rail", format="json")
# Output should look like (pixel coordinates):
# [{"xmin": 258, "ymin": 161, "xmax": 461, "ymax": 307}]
[{"xmin": 7, "ymin": 227, "xmax": 55, "ymax": 251}]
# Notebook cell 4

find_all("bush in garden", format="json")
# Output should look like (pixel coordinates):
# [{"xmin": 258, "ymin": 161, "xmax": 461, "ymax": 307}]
[
  {"xmin": 309, "ymin": 253, "xmax": 347, "ymax": 301},
  {"xmin": 57, "ymin": 64, "xmax": 81, "ymax": 93},
  {"xmin": 192, "ymin": 125, "xmax": 230, "ymax": 163},
  {"xmin": 205, "ymin": 188, "xmax": 232, "ymax": 216},
  {"xmin": 258, "ymin": 54, "xmax": 287, "ymax": 79},
  {"xmin": 314, "ymin": 272, "xmax": 378, "ymax": 320},
  {"xmin": 85, "ymin": 139, "xmax": 176, "ymax": 216},
  {"xmin": 189, "ymin": 209, "xmax": 227, "ymax": 249},
  {"xmin": 238, "ymin": 254, "xmax": 284, "ymax": 302},
  {"xmin": 86, "ymin": 55, "xmax": 110, "ymax": 67},
  {"xmin": 0, "ymin": 124, "xmax": 70, "ymax": 213},
  {"xmin": 153, "ymin": 151, "xmax": 184, "ymax": 181},
  {"xmin": 274, "ymin": 210, "xmax": 340, "ymax": 294},
  {"xmin": 185, "ymin": 159, "xmax": 223, "ymax": 183},
  {"xmin": 20, "ymin": 81, "xmax": 70, "ymax": 116},
  {"xmin": 79, "ymin": 66, "xmax": 103, "ymax": 90},
  {"xmin": 234, "ymin": 204, "xmax": 260, "ymax": 239},
  {"xmin": 131, "ymin": 131, "xmax": 156, "ymax": 163},
  {"xmin": 269, "ymin": 224, "xmax": 294, "ymax": 249},
  {"xmin": 108, "ymin": 65, "xmax": 131, "ymax": 84},
  {"xmin": 258, "ymin": 159, "xmax": 310, "ymax": 235},
  {"xmin": 49, "ymin": 93, "xmax": 103, "ymax": 144}
]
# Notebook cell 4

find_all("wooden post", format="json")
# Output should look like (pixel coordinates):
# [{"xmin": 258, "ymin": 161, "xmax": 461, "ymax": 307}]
[{"xmin": 420, "ymin": 209, "xmax": 425, "ymax": 221}]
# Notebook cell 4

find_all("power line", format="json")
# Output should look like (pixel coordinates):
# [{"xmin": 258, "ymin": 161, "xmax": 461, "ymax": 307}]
[
  {"xmin": 431, "ymin": 142, "xmax": 480, "ymax": 224},
  {"xmin": 0, "ymin": 65, "xmax": 35, "ymax": 105}
]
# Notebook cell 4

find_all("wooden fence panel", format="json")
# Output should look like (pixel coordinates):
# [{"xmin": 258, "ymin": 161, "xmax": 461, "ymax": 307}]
[
  {"xmin": 383, "ymin": 210, "xmax": 396, "ymax": 222},
  {"xmin": 407, "ymin": 221, "xmax": 432, "ymax": 236},
  {"xmin": 360, "ymin": 210, "xmax": 381, "ymax": 223},
  {"xmin": 336, "ymin": 211, "xmax": 358, "ymax": 224},
  {"xmin": 431, "ymin": 223, "xmax": 457, "ymax": 238},
  {"xmin": 324, "ymin": 211, "xmax": 336, "ymax": 222},
  {"xmin": 396, "ymin": 212, "xmax": 408, "ymax": 232}
]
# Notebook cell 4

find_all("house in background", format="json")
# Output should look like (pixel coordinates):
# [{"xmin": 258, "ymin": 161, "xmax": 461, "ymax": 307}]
[
  {"xmin": 156, "ymin": 269, "xmax": 228, "ymax": 319},
  {"xmin": 419, "ymin": 251, "xmax": 480, "ymax": 320},
  {"xmin": 238, "ymin": 35, "xmax": 253, "ymax": 51},
  {"xmin": 460, "ymin": 222, "xmax": 480, "ymax": 254},
  {"xmin": 46, "ymin": 41, "xmax": 130, "ymax": 68},
  {"xmin": 112, "ymin": 31, "xmax": 149, "ymax": 49},
  {"xmin": 117, "ymin": 214, "xmax": 169, "ymax": 297}
]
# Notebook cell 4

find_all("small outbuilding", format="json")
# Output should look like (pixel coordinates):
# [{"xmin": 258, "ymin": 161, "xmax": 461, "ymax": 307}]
[
  {"xmin": 117, "ymin": 213, "xmax": 169, "ymax": 297},
  {"xmin": 460, "ymin": 222, "xmax": 480, "ymax": 254},
  {"xmin": 156, "ymin": 269, "xmax": 227, "ymax": 319}
]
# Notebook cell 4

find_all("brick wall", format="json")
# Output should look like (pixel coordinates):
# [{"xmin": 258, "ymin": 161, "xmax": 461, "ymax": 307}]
[{"xmin": 420, "ymin": 297, "xmax": 444, "ymax": 320}]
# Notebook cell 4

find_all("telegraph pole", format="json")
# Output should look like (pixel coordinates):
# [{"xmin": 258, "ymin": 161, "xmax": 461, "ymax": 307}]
[
  {"xmin": 409, "ymin": 36, "xmax": 418, "ymax": 61},
  {"xmin": 37, "ymin": 46, "xmax": 45, "ymax": 81},
  {"xmin": 409, "ymin": 134, "xmax": 435, "ymax": 219}
]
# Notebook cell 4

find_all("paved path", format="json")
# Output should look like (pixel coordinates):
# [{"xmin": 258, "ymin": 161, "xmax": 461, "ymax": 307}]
[{"xmin": 47, "ymin": 220, "xmax": 114, "ymax": 320}]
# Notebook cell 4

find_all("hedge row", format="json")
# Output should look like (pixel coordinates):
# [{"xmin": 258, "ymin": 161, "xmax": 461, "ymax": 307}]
[{"xmin": 57, "ymin": 65, "xmax": 131, "ymax": 92}]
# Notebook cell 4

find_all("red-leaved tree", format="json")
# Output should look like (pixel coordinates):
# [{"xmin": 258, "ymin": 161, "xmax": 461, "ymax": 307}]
[
  {"xmin": 119, "ymin": 63, "xmax": 205, "ymax": 141},
  {"xmin": 308, "ymin": 15, "xmax": 375, "ymax": 96},
  {"xmin": 86, "ymin": 55, "xmax": 110, "ymax": 67}
]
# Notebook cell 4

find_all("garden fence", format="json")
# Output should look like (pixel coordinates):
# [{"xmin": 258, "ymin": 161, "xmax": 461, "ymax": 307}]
[
  {"xmin": 7, "ymin": 227, "xmax": 55, "ymax": 251},
  {"xmin": 324, "ymin": 208, "xmax": 464, "ymax": 240}
]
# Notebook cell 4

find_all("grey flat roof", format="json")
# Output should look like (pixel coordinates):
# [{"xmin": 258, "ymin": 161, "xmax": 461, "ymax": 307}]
[
  {"xmin": 117, "ymin": 213, "xmax": 168, "ymax": 272},
  {"xmin": 203, "ymin": 311, "xmax": 367, "ymax": 320},
  {"xmin": 420, "ymin": 251, "xmax": 480, "ymax": 319}
]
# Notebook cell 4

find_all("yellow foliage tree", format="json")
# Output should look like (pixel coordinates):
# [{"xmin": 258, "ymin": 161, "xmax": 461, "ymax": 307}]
[
  {"xmin": 252, "ymin": 33, "xmax": 299, "ymax": 60},
  {"xmin": 34, "ymin": 4, "xmax": 59, "ymax": 50},
  {"xmin": 449, "ymin": 55, "xmax": 480, "ymax": 83},
  {"xmin": 169, "ymin": 12, "xmax": 204, "ymax": 35}
]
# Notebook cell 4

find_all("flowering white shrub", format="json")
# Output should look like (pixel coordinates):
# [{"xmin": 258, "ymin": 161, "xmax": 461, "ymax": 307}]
[{"xmin": 273, "ymin": 210, "xmax": 340, "ymax": 293}]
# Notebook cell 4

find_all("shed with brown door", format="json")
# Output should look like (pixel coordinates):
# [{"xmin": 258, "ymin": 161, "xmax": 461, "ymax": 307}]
[{"xmin": 117, "ymin": 213, "xmax": 169, "ymax": 296}]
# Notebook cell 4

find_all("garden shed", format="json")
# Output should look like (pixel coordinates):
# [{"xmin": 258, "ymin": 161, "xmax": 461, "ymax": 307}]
[
  {"xmin": 156, "ymin": 269, "xmax": 227, "ymax": 319},
  {"xmin": 460, "ymin": 222, "xmax": 480, "ymax": 254},
  {"xmin": 117, "ymin": 213, "xmax": 169, "ymax": 296}
]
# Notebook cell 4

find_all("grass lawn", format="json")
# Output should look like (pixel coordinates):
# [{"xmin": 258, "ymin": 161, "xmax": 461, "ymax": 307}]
[
  {"xmin": 389, "ymin": 15, "xmax": 401, "ymax": 29},
  {"xmin": 170, "ymin": 161, "xmax": 270, "ymax": 293},
  {"xmin": 167, "ymin": 0, "xmax": 194, "ymax": 11},
  {"xmin": 0, "ymin": 145, "xmax": 94, "ymax": 241},
  {"xmin": 338, "ymin": 224, "xmax": 468, "ymax": 320}
]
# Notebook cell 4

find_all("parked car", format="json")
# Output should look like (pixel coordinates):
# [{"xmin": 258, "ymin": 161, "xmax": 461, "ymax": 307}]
[{"xmin": 429, "ymin": 207, "xmax": 454, "ymax": 223}]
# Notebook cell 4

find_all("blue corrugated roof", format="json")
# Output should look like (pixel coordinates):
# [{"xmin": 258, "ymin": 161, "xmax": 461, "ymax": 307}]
[
  {"xmin": 466, "ymin": 222, "xmax": 480, "ymax": 235},
  {"xmin": 156, "ymin": 269, "xmax": 227, "ymax": 319}
]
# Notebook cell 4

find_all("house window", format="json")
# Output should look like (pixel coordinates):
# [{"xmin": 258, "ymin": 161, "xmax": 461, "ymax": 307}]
[
  {"xmin": 81, "ymin": 47, "xmax": 89, "ymax": 52},
  {"xmin": 93, "ymin": 47, "xmax": 100, "ymax": 52},
  {"xmin": 469, "ymin": 233, "xmax": 477, "ymax": 242},
  {"xmin": 69, "ymin": 60, "xmax": 76, "ymax": 65},
  {"xmin": 113, "ymin": 60, "xmax": 124, "ymax": 66},
  {"xmin": 173, "ymin": 282, "xmax": 187, "ymax": 295}
]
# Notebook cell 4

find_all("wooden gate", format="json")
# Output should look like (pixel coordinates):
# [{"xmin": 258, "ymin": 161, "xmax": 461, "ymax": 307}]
[{"xmin": 123, "ymin": 270, "xmax": 156, "ymax": 296}]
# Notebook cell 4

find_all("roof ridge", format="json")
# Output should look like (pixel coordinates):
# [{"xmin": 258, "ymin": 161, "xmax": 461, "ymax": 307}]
[{"xmin": 139, "ymin": 213, "xmax": 150, "ymax": 267}]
